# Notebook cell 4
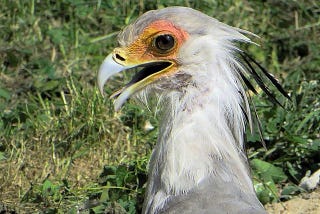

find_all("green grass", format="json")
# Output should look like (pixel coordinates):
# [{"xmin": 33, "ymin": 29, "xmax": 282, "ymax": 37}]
[{"xmin": 0, "ymin": 0, "xmax": 319, "ymax": 213}]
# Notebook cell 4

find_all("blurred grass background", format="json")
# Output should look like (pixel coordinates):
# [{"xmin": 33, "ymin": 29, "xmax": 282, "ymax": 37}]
[{"xmin": 0, "ymin": 0, "xmax": 319, "ymax": 213}]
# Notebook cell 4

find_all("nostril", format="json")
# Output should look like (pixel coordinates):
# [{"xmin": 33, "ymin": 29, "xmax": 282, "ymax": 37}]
[{"xmin": 115, "ymin": 53, "xmax": 125, "ymax": 61}]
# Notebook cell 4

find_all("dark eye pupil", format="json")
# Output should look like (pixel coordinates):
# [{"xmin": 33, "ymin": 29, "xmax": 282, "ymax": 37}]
[{"xmin": 155, "ymin": 34, "xmax": 174, "ymax": 51}]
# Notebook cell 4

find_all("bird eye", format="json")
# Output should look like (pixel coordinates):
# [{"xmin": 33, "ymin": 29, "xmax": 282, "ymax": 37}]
[{"xmin": 154, "ymin": 34, "xmax": 175, "ymax": 52}]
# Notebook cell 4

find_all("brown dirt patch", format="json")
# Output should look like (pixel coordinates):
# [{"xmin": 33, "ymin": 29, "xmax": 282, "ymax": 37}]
[{"xmin": 265, "ymin": 188, "xmax": 320, "ymax": 214}]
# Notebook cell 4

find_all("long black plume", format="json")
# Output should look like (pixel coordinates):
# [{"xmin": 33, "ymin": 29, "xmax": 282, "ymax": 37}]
[
  {"xmin": 239, "ymin": 52, "xmax": 288, "ymax": 107},
  {"xmin": 242, "ymin": 52, "xmax": 291, "ymax": 100}
]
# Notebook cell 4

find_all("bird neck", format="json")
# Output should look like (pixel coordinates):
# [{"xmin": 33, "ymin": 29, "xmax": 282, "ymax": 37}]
[{"xmin": 144, "ymin": 57, "xmax": 257, "ymax": 212}]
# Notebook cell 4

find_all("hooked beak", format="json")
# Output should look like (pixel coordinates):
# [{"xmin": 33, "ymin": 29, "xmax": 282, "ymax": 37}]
[
  {"xmin": 97, "ymin": 52, "xmax": 173, "ymax": 111},
  {"xmin": 97, "ymin": 53, "xmax": 132, "ymax": 96},
  {"xmin": 97, "ymin": 53, "xmax": 133, "ymax": 110}
]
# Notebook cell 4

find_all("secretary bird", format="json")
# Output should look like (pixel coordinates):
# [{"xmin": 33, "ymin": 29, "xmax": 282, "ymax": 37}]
[{"xmin": 98, "ymin": 7, "xmax": 289, "ymax": 214}]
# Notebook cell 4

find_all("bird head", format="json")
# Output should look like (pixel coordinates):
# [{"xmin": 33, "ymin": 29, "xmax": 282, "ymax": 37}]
[
  {"xmin": 98, "ymin": 15, "xmax": 189, "ymax": 110},
  {"xmin": 98, "ymin": 7, "xmax": 278, "ymax": 111}
]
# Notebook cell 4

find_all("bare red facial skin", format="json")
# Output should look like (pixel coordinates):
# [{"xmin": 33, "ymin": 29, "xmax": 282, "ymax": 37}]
[
  {"xmin": 110, "ymin": 20, "xmax": 189, "ymax": 85},
  {"xmin": 117, "ymin": 20, "xmax": 189, "ymax": 64}
]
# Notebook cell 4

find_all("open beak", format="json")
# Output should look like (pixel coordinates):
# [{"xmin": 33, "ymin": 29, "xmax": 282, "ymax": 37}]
[{"xmin": 98, "ymin": 52, "xmax": 173, "ymax": 110}]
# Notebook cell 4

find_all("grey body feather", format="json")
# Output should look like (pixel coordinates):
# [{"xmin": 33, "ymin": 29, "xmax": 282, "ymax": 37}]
[{"xmin": 160, "ymin": 180, "xmax": 265, "ymax": 214}]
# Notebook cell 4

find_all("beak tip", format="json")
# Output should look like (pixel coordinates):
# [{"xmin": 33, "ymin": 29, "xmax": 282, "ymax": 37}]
[
  {"xmin": 97, "ymin": 79, "xmax": 105, "ymax": 97},
  {"xmin": 98, "ymin": 85, "xmax": 105, "ymax": 97}
]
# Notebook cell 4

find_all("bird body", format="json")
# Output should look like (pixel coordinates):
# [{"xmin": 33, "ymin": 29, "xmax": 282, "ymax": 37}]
[
  {"xmin": 144, "ymin": 88, "xmax": 265, "ymax": 213},
  {"xmin": 98, "ymin": 7, "xmax": 287, "ymax": 213}
]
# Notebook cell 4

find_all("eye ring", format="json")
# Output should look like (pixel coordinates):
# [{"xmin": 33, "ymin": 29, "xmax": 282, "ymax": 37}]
[{"xmin": 154, "ymin": 34, "xmax": 175, "ymax": 53}]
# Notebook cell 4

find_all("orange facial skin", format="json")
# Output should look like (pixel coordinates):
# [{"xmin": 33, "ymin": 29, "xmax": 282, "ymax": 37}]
[{"xmin": 113, "ymin": 19, "xmax": 189, "ymax": 72}]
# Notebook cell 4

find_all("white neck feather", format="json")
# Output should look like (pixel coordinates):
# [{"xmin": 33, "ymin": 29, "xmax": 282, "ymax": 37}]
[{"xmin": 143, "ymin": 35, "xmax": 256, "ymax": 213}]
